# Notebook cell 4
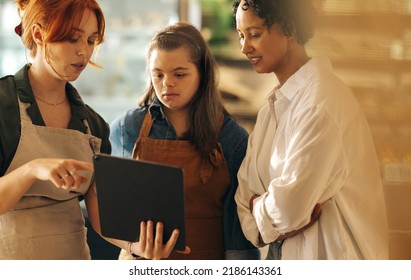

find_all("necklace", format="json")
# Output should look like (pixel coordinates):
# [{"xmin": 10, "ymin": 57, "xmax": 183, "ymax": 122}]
[{"xmin": 34, "ymin": 95, "xmax": 66, "ymax": 106}]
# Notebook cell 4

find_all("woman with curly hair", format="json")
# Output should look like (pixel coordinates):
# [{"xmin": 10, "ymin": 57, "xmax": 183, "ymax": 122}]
[{"xmin": 233, "ymin": 0, "xmax": 388, "ymax": 260}]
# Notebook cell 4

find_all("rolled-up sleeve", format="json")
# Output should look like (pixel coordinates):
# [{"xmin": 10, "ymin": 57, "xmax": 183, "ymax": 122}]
[
  {"xmin": 251, "ymin": 104, "xmax": 343, "ymax": 244},
  {"xmin": 235, "ymin": 110, "xmax": 281, "ymax": 247}
]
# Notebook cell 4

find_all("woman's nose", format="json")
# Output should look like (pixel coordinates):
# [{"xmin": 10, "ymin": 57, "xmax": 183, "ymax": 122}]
[
  {"xmin": 241, "ymin": 38, "xmax": 252, "ymax": 54},
  {"xmin": 77, "ymin": 42, "xmax": 92, "ymax": 58},
  {"xmin": 163, "ymin": 76, "xmax": 175, "ymax": 87}
]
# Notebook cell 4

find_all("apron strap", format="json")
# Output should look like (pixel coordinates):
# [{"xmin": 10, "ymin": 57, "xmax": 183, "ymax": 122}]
[
  {"xmin": 140, "ymin": 112, "xmax": 154, "ymax": 138},
  {"xmin": 132, "ymin": 112, "xmax": 153, "ymax": 159}
]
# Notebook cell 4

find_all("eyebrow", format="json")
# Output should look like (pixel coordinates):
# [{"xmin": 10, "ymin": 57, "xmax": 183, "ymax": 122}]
[
  {"xmin": 240, "ymin": 26, "xmax": 265, "ymax": 32},
  {"xmin": 73, "ymin": 28, "xmax": 99, "ymax": 36},
  {"xmin": 151, "ymin": 66, "xmax": 191, "ymax": 72}
]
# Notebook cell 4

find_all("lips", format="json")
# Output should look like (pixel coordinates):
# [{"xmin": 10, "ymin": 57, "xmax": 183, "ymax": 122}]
[
  {"xmin": 72, "ymin": 63, "xmax": 86, "ymax": 71},
  {"xmin": 162, "ymin": 92, "xmax": 178, "ymax": 100},
  {"xmin": 248, "ymin": 56, "xmax": 262, "ymax": 65}
]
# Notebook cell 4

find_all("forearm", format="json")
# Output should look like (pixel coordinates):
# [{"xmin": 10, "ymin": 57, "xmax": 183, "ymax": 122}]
[
  {"xmin": 252, "ymin": 193, "xmax": 321, "ymax": 243},
  {"xmin": 0, "ymin": 161, "xmax": 36, "ymax": 214},
  {"xmin": 1, "ymin": 158, "xmax": 94, "ymax": 214},
  {"xmin": 251, "ymin": 193, "xmax": 282, "ymax": 244},
  {"xmin": 235, "ymin": 186, "xmax": 269, "ymax": 247}
]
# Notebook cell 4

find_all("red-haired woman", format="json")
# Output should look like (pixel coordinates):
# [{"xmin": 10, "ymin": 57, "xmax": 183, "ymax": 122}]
[{"xmin": 0, "ymin": 0, "xmax": 109, "ymax": 259}]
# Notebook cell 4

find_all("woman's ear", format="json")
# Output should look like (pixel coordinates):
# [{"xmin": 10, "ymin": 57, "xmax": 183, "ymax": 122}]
[{"xmin": 31, "ymin": 23, "xmax": 44, "ymax": 45}]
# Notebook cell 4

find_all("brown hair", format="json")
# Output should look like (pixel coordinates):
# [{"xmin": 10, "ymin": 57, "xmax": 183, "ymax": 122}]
[
  {"xmin": 139, "ymin": 22, "xmax": 227, "ymax": 160},
  {"xmin": 16, "ymin": 0, "xmax": 105, "ymax": 63}
]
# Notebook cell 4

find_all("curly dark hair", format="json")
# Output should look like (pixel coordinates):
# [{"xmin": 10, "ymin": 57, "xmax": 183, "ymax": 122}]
[{"xmin": 232, "ymin": 0, "xmax": 316, "ymax": 45}]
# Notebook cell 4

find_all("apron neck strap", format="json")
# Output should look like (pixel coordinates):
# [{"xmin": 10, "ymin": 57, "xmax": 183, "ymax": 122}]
[{"xmin": 139, "ymin": 112, "xmax": 154, "ymax": 138}]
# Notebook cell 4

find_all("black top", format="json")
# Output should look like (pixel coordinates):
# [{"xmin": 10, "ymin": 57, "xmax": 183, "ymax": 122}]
[{"xmin": 0, "ymin": 64, "xmax": 111, "ymax": 176}]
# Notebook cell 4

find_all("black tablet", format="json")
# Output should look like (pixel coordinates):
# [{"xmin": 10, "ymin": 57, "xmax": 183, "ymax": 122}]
[{"xmin": 92, "ymin": 153, "xmax": 186, "ymax": 251}]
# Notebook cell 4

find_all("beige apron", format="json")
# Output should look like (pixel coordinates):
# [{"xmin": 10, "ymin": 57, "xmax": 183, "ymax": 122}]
[
  {"xmin": 0, "ymin": 96, "xmax": 101, "ymax": 260},
  {"xmin": 119, "ymin": 112, "xmax": 229, "ymax": 260}
]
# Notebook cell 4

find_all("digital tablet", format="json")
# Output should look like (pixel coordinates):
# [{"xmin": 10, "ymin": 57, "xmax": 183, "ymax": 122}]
[{"xmin": 92, "ymin": 153, "xmax": 186, "ymax": 251}]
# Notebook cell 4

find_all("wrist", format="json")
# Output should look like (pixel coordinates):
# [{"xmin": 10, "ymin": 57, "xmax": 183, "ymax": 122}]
[
  {"xmin": 126, "ymin": 241, "xmax": 132, "ymax": 255},
  {"xmin": 126, "ymin": 241, "xmax": 137, "ymax": 257},
  {"xmin": 24, "ymin": 160, "xmax": 39, "ymax": 182}
]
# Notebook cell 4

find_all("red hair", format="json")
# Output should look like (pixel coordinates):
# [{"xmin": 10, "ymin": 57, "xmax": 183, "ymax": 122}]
[{"xmin": 16, "ymin": 0, "xmax": 105, "ymax": 60}]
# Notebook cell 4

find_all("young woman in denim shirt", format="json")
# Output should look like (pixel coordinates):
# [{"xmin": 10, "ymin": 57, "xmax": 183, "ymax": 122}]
[{"xmin": 109, "ymin": 22, "xmax": 259, "ymax": 260}]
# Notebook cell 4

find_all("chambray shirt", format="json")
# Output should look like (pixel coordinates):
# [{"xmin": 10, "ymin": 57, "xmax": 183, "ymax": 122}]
[
  {"xmin": 110, "ymin": 99, "xmax": 260, "ymax": 260},
  {"xmin": 235, "ymin": 57, "xmax": 389, "ymax": 259}
]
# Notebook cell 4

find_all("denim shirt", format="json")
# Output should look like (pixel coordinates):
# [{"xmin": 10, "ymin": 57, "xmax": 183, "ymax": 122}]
[{"xmin": 109, "ymin": 99, "xmax": 260, "ymax": 260}]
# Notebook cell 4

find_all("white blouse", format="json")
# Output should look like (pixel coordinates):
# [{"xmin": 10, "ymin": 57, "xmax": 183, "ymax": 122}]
[{"xmin": 235, "ymin": 57, "xmax": 389, "ymax": 259}]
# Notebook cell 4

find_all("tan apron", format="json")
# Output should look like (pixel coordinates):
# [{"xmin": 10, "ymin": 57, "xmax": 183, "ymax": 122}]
[
  {"xmin": 0, "ymin": 96, "xmax": 101, "ymax": 260},
  {"xmin": 119, "ymin": 112, "xmax": 229, "ymax": 260}
]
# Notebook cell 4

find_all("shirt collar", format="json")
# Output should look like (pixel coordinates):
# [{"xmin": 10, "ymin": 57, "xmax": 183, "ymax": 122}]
[
  {"xmin": 14, "ymin": 64, "xmax": 35, "ymax": 104},
  {"xmin": 66, "ymin": 82, "xmax": 88, "ymax": 131},
  {"xmin": 14, "ymin": 64, "xmax": 88, "ymax": 131},
  {"xmin": 148, "ymin": 97, "xmax": 165, "ymax": 121},
  {"xmin": 277, "ymin": 57, "xmax": 332, "ymax": 102}
]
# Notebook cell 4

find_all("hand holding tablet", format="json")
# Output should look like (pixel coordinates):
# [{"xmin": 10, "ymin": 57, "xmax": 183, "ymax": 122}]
[{"xmin": 93, "ymin": 154, "xmax": 186, "ymax": 251}]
